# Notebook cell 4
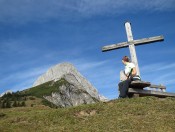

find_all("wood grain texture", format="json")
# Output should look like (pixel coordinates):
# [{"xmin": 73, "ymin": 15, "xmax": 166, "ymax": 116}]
[
  {"xmin": 128, "ymin": 88, "xmax": 175, "ymax": 97},
  {"xmin": 102, "ymin": 36, "xmax": 164, "ymax": 52}
]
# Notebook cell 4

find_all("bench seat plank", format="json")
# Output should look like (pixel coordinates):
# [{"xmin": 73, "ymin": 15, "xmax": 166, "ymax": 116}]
[
  {"xmin": 149, "ymin": 84, "xmax": 166, "ymax": 89},
  {"xmin": 129, "ymin": 81, "xmax": 151, "ymax": 89},
  {"xmin": 128, "ymin": 88, "xmax": 175, "ymax": 97}
]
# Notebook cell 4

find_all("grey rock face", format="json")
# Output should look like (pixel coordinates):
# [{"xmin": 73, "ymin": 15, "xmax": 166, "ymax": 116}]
[
  {"xmin": 33, "ymin": 62, "xmax": 108, "ymax": 104},
  {"xmin": 44, "ymin": 74, "xmax": 98, "ymax": 107}
]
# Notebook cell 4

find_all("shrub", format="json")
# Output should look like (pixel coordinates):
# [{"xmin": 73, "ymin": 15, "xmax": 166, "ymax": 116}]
[
  {"xmin": 29, "ymin": 97, "xmax": 35, "ymax": 100},
  {"xmin": 21, "ymin": 101, "xmax": 26, "ymax": 107},
  {"xmin": 0, "ymin": 113, "xmax": 6, "ymax": 118}
]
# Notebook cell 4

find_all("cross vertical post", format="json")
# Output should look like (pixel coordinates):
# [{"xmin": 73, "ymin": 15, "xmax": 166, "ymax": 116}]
[{"xmin": 125, "ymin": 22, "xmax": 140, "ymax": 76}]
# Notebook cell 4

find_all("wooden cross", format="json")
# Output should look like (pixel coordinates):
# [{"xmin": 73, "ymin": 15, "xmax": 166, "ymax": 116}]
[{"xmin": 102, "ymin": 21, "xmax": 164, "ymax": 76}]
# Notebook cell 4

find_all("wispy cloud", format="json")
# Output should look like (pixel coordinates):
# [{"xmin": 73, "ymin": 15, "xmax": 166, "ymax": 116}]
[
  {"xmin": 140, "ymin": 62, "xmax": 175, "ymax": 89},
  {"xmin": 140, "ymin": 63, "xmax": 163, "ymax": 73},
  {"xmin": 140, "ymin": 62, "xmax": 175, "ymax": 73},
  {"xmin": 1, "ymin": 66, "xmax": 48, "ymax": 82},
  {"xmin": 0, "ymin": 39, "xmax": 35, "ymax": 55},
  {"xmin": 78, "ymin": 0, "xmax": 175, "ymax": 15},
  {"xmin": 157, "ymin": 63, "xmax": 175, "ymax": 71},
  {"xmin": 151, "ymin": 72, "xmax": 175, "ymax": 86},
  {"xmin": 0, "ymin": 0, "xmax": 174, "ymax": 24},
  {"xmin": 10, "ymin": 78, "xmax": 36, "ymax": 92},
  {"xmin": 0, "ymin": 65, "xmax": 50, "ymax": 92},
  {"xmin": 74, "ymin": 59, "xmax": 110, "ymax": 71},
  {"xmin": 149, "ymin": 48, "xmax": 175, "ymax": 55}
]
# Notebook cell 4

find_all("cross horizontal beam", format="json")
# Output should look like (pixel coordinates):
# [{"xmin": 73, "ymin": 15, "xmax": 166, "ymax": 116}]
[{"xmin": 102, "ymin": 35, "xmax": 164, "ymax": 52}]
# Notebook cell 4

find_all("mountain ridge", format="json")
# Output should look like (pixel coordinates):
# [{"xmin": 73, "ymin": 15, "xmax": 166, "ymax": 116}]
[
  {"xmin": 0, "ymin": 62, "xmax": 107, "ymax": 108},
  {"xmin": 33, "ymin": 62, "xmax": 107, "ymax": 102}
]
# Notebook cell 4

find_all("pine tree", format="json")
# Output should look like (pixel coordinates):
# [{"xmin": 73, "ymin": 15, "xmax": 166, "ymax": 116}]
[
  {"xmin": 6, "ymin": 100, "xmax": 11, "ymax": 108},
  {"xmin": 24, "ymin": 97, "xmax": 27, "ymax": 101},
  {"xmin": 2, "ymin": 100, "xmax": 6, "ymax": 108},
  {"xmin": 13, "ymin": 100, "xmax": 17, "ymax": 107},
  {"xmin": 21, "ymin": 101, "xmax": 26, "ymax": 107},
  {"xmin": 17, "ymin": 102, "xmax": 20, "ymax": 107}
]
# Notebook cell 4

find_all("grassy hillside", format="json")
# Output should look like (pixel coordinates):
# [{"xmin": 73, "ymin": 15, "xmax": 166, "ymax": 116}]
[
  {"xmin": 22, "ymin": 78, "xmax": 69, "ymax": 98},
  {"xmin": 0, "ymin": 97, "xmax": 175, "ymax": 132},
  {"xmin": 0, "ymin": 79, "xmax": 69, "ymax": 108}
]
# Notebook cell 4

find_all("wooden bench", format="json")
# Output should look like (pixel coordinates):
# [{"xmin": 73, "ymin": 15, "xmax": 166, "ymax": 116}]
[
  {"xmin": 149, "ymin": 84, "xmax": 166, "ymax": 92},
  {"xmin": 128, "ymin": 81, "xmax": 175, "ymax": 98},
  {"xmin": 129, "ymin": 81, "xmax": 151, "ymax": 89}
]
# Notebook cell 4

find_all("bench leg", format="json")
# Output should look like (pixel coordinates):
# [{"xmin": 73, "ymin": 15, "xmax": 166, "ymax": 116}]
[
  {"xmin": 128, "ymin": 93, "xmax": 140, "ymax": 98},
  {"xmin": 133, "ymin": 94, "xmax": 140, "ymax": 98}
]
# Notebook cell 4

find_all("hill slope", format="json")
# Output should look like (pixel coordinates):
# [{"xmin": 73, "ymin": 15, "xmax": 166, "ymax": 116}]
[
  {"xmin": 0, "ymin": 77, "xmax": 101, "ymax": 109},
  {"xmin": 0, "ymin": 97, "xmax": 175, "ymax": 131}
]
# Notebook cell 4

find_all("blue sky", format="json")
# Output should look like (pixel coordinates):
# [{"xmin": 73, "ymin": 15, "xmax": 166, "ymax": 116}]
[{"xmin": 0, "ymin": 0, "xmax": 175, "ymax": 99}]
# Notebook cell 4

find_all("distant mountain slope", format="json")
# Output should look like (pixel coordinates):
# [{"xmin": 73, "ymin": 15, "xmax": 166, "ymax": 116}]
[
  {"xmin": 24, "ymin": 75, "xmax": 101, "ymax": 107},
  {"xmin": 33, "ymin": 62, "xmax": 107, "ymax": 102}
]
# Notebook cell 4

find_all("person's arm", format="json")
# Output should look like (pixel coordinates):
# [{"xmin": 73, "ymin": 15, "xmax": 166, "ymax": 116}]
[{"xmin": 132, "ymin": 67, "xmax": 137, "ymax": 76}]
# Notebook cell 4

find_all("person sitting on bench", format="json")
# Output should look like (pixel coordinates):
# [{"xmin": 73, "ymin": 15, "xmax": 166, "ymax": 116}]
[{"xmin": 118, "ymin": 56, "xmax": 141, "ymax": 98}]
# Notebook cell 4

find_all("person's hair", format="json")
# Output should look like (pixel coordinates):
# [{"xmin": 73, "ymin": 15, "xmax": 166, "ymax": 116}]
[{"xmin": 122, "ymin": 56, "xmax": 130, "ymax": 62}]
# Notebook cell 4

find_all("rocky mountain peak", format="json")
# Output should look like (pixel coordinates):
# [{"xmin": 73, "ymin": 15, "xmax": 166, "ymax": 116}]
[
  {"xmin": 33, "ymin": 62, "xmax": 77, "ymax": 87},
  {"xmin": 33, "ymin": 62, "xmax": 108, "ymax": 104}
]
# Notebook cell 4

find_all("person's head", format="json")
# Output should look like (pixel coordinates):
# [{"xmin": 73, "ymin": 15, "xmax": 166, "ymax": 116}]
[{"xmin": 122, "ymin": 56, "xmax": 130, "ymax": 65}]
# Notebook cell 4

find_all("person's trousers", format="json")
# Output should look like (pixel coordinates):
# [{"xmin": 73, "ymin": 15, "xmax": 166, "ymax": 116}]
[{"xmin": 118, "ymin": 79, "xmax": 131, "ymax": 98}]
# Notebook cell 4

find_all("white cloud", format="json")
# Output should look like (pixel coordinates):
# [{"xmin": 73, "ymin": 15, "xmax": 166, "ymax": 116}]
[
  {"xmin": 3, "ymin": 67, "xmax": 48, "ymax": 82},
  {"xmin": 78, "ymin": 0, "xmax": 175, "ymax": 15},
  {"xmin": 151, "ymin": 72, "xmax": 175, "ymax": 86},
  {"xmin": 0, "ymin": 65, "xmax": 50, "ymax": 92},
  {"xmin": 10, "ymin": 78, "xmax": 36, "ymax": 92},
  {"xmin": 0, "ymin": 0, "xmax": 174, "ymax": 24},
  {"xmin": 74, "ymin": 59, "xmax": 110, "ymax": 71},
  {"xmin": 0, "ymin": 39, "xmax": 32, "ymax": 54},
  {"xmin": 140, "ymin": 62, "xmax": 175, "ymax": 89},
  {"xmin": 156, "ymin": 63, "xmax": 175, "ymax": 71},
  {"xmin": 140, "ymin": 62, "xmax": 175, "ymax": 73},
  {"xmin": 140, "ymin": 62, "xmax": 163, "ymax": 73}
]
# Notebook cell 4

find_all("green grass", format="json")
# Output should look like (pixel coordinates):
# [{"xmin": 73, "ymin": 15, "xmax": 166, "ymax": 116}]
[{"xmin": 0, "ymin": 96, "xmax": 175, "ymax": 132}]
